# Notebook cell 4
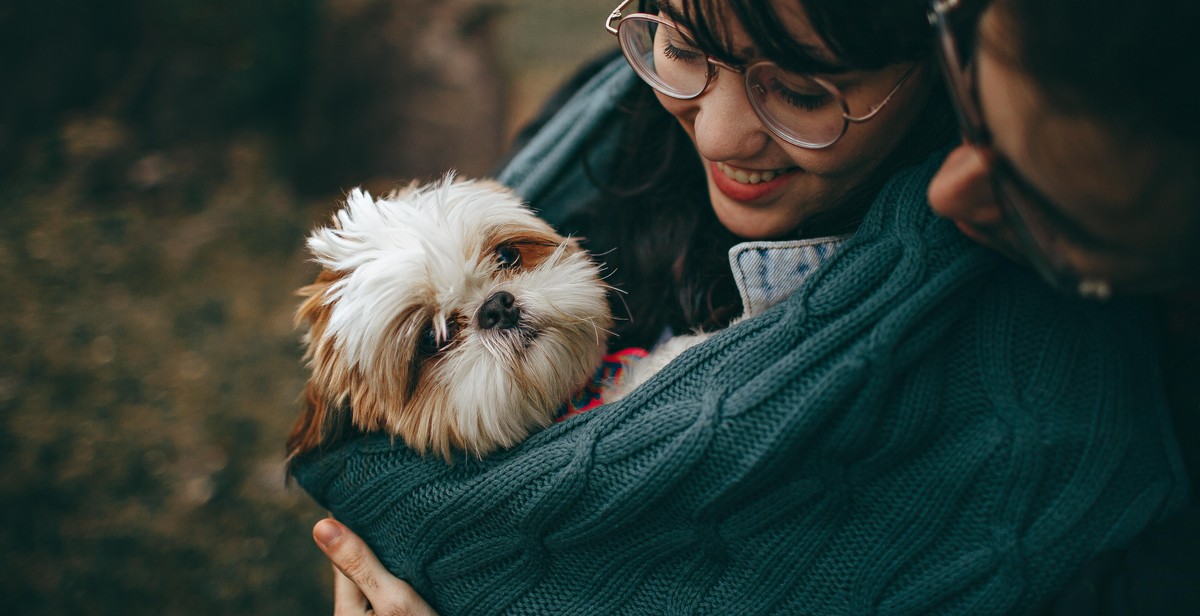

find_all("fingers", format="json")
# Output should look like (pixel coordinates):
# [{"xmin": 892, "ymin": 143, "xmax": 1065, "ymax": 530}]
[
  {"xmin": 315, "ymin": 518, "xmax": 381, "ymax": 594},
  {"xmin": 332, "ymin": 565, "xmax": 370, "ymax": 616},
  {"xmin": 313, "ymin": 517, "xmax": 440, "ymax": 616}
]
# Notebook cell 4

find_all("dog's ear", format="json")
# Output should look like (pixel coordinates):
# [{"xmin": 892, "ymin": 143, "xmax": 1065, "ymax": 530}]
[
  {"xmin": 285, "ymin": 381, "xmax": 349, "ymax": 469},
  {"xmin": 286, "ymin": 382, "xmax": 324, "ymax": 461},
  {"xmin": 287, "ymin": 269, "xmax": 350, "ymax": 474},
  {"xmin": 295, "ymin": 269, "xmax": 340, "ymax": 330}
]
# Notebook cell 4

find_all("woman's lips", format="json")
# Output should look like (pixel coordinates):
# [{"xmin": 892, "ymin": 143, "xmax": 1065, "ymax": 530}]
[{"xmin": 710, "ymin": 161, "xmax": 798, "ymax": 202}]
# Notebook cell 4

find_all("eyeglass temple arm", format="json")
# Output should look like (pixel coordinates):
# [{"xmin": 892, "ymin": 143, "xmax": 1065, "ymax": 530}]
[
  {"xmin": 844, "ymin": 63, "xmax": 920, "ymax": 123},
  {"xmin": 930, "ymin": 0, "xmax": 962, "ymax": 15},
  {"xmin": 606, "ymin": 0, "xmax": 634, "ymax": 35}
]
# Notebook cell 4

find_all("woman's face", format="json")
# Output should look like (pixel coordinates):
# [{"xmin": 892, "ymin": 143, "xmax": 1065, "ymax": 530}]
[
  {"xmin": 655, "ymin": 0, "xmax": 936, "ymax": 240},
  {"xmin": 927, "ymin": 7, "xmax": 1200, "ymax": 292}
]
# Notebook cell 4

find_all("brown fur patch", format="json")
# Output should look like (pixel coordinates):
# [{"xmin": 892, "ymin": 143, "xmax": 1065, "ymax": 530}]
[
  {"xmin": 286, "ymin": 270, "xmax": 342, "ymax": 461},
  {"xmin": 287, "ymin": 266, "xmax": 464, "ymax": 461},
  {"xmin": 483, "ymin": 223, "xmax": 575, "ymax": 271},
  {"xmin": 288, "ymin": 178, "xmax": 612, "ymax": 465}
]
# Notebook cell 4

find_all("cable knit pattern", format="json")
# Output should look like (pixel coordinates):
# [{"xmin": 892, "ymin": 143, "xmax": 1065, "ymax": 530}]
[
  {"xmin": 293, "ymin": 58, "xmax": 1187, "ymax": 614},
  {"xmin": 293, "ymin": 151, "xmax": 1187, "ymax": 614}
]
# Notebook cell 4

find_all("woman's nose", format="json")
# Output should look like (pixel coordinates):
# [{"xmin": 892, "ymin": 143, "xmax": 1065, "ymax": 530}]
[
  {"xmin": 688, "ymin": 67, "xmax": 771, "ymax": 160},
  {"xmin": 928, "ymin": 143, "xmax": 1002, "ymax": 226}
]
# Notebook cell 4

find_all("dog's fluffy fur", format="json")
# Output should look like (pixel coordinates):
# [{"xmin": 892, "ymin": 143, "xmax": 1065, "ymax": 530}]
[{"xmin": 287, "ymin": 175, "xmax": 614, "ymax": 460}]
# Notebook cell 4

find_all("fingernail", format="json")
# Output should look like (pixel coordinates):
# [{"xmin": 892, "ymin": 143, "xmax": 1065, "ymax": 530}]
[{"xmin": 313, "ymin": 518, "xmax": 343, "ymax": 548}]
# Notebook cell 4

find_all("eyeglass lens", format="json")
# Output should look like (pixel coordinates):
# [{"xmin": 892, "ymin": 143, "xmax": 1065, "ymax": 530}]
[{"xmin": 617, "ymin": 16, "xmax": 847, "ymax": 148}]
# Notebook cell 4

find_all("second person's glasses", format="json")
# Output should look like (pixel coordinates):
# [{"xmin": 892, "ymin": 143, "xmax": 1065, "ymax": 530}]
[{"xmin": 929, "ymin": 0, "xmax": 1112, "ymax": 298}]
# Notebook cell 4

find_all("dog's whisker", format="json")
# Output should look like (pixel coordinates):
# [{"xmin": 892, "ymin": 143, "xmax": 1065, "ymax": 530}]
[
  {"xmin": 606, "ymin": 284, "xmax": 634, "ymax": 324},
  {"xmin": 563, "ymin": 313, "xmax": 616, "ymax": 346},
  {"xmin": 291, "ymin": 174, "xmax": 624, "ymax": 463},
  {"xmin": 598, "ymin": 268, "xmax": 623, "ymax": 284},
  {"xmin": 600, "ymin": 281, "xmax": 626, "ymax": 296},
  {"xmin": 592, "ymin": 323, "xmax": 616, "ymax": 345}
]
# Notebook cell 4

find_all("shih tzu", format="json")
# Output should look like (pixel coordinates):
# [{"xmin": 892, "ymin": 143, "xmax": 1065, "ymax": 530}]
[{"xmin": 287, "ymin": 174, "xmax": 626, "ymax": 461}]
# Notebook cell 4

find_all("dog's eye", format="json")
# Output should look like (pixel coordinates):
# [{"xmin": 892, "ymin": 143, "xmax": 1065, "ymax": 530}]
[
  {"xmin": 418, "ymin": 321, "xmax": 460, "ymax": 356},
  {"xmin": 495, "ymin": 244, "xmax": 521, "ymax": 269},
  {"xmin": 418, "ymin": 327, "xmax": 440, "ymax": 355}
]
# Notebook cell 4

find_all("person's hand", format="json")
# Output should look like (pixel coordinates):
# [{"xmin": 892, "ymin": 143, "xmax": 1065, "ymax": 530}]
[{"xmin": 313, "ymin": 517, "xmax": 440, "ymax": 616}]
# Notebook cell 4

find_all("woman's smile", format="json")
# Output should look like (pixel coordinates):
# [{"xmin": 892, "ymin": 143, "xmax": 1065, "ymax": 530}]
[{"xmin": 710, "ymin": 161, "xmax": 800, "ymax": 202}]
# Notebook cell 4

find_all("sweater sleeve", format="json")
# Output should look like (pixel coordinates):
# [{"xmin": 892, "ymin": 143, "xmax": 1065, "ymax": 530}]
[
  {"xmin": 1046, "ymin": 506, "xmax": 1200, "ymax": 615},
  {"xmin": 291, "ymin": 153, "xmax": 1189, "ymax": 615}
]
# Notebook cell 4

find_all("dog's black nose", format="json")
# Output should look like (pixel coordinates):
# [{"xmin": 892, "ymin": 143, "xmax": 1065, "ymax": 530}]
[{"xmin": 478, "ymin": 291, "xmax": 520, "ymax": 330}]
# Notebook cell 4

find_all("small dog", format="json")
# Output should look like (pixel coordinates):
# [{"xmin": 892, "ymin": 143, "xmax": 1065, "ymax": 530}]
[{"xmin": 287, "ymin": 174, "xmax": 617, "ymax": 461}]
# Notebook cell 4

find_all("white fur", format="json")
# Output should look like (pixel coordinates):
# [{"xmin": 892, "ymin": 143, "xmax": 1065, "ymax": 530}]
[
  {"xmin": 298, "ymin": 174, "xmax": 615, "ymax": 458},
  {"xmin": 294, "ymin": 174, "xmax": 727, "ymax": 459},
  {"xmin": 606, "ymin": 330, "xmax": 717, "ymax": 402}
]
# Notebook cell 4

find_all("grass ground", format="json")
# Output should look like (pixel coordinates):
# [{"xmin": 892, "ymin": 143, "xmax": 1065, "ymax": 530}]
[{"xmin": 0, "ymin": 1, "xmax": 614, "ymax": 614}]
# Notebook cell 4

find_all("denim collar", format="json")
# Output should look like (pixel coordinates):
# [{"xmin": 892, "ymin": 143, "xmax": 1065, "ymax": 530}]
[{"xmin": 729, "ymin": 235, "xmax": 851, "ymax": 317}]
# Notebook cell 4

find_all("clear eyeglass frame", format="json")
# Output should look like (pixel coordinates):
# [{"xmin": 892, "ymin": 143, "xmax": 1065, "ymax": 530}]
[
  {"xmin": 605, "ymin": 0, "xmax": 917, "ymax": 150},
  {"xmin": 928, "ymin": 0, "xmax": 1113, "ymax": 299}
]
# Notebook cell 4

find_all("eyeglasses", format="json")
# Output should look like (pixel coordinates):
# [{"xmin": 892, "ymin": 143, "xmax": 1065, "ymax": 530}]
[
  {"xmin": 928, "ymin": 0, "xmax": 1113, "ymax": 299},
  {"xmin": 605, "ymin": 0, "xmax": 917, "ymax": 150}
]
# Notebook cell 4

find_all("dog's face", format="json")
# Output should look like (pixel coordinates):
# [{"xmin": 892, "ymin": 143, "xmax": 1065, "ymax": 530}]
[{"xmin": 288, "ymin": 176, "xmax": 612, "ymax": 460}]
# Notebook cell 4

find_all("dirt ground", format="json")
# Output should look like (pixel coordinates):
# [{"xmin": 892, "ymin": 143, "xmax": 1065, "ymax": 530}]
[{"xmin": 0, "ymin": 1, "xmax": 612, "ymax": 614}]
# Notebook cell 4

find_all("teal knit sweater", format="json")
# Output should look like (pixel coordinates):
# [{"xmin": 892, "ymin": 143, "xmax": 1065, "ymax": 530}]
[{"xmin": 292, "ymin": 59, "xmax": 1188, "ymax": 615}]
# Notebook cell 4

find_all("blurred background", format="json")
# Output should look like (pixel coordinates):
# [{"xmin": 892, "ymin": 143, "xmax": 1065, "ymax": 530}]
[{"xmin": 0, "ymin": 0, "xmax": 613, "ymax": 613}]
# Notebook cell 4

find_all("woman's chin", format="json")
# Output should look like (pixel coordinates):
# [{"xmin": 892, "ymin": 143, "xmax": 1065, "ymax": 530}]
[
  {"xmin": 706, "ymin": 163, "xmax": 810, "ymax": 239},
  {"xmin": 710, "ymin": 199, "xmax": 801, "ymax": 240}
]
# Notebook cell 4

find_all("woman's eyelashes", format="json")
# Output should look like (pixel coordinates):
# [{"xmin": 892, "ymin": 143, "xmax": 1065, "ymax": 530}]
[
  {"xmin": 656, "ymin": 32, "xmax": 833, "ymax": 111},
  {"xmin": 770, "ymin": 81, "xmax": 831, "ymax": 110},
  {"xmin": 661, "ymin": 38, "xmax": 705, "ymax": 65}
]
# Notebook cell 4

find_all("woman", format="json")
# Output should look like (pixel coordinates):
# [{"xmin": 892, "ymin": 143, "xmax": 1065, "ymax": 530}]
[
  {"xmin": 926, "ymin": 0, "xmax": 1199, "ymax": 612},
  {"xmin": 516, "ymin": 0, "xmax": 954, "ymax": 350},
  {"xmin": 293, "ymin": 1, "xmax": 1186, "ymax": 613}
]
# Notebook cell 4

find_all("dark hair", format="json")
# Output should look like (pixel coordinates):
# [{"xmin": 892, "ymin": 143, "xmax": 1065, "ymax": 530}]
[
  {"xmin": 993, "ymin": 0, "xmax": 1200, "ymax": 147},
  {"xmin": 989, "ymin": 0, "xmax": 1200, "ymax": 266},
  {"xmin": 684, "ymin": 0, "xmax": 935, "ymax": 72},
  {"xmin": 561, "ymin": 0, "xmax": 954, "ymax": 350}
]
